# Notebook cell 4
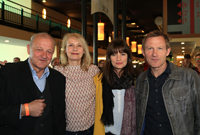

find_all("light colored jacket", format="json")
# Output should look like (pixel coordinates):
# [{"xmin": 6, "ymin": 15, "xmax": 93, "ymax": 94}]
[{"xmin": 135, "ymin": 61, "xmax": 200, "ymax": 135}]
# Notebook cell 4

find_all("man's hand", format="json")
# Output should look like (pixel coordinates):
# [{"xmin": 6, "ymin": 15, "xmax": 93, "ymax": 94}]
[
  {"xmin": 21, "ymin": 99, "xmax": 46, "ymax": 117},
  {"xmin": 0, "ymin": 60, "xmax": 7, "ymax": 65}
]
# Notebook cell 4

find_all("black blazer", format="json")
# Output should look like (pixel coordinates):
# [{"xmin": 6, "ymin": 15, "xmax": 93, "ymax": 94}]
[{"xmin": 0, "ymin": 59, "xmax": 66, "ymax": 135}]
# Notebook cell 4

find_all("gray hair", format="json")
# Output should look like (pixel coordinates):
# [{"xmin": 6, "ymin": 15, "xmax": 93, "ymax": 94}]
[{"xmin": 30, "ymin": 32, "xmax": 55, "ymax": 47}]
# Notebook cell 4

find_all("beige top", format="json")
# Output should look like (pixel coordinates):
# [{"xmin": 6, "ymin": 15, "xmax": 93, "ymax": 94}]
[{"xmin": 55, "ymin": 64, "xmax": 99, "ymax": 131}]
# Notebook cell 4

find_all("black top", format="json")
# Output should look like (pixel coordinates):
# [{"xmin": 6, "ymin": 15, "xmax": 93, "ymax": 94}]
[{"xmin": 144, "ymin": 61, "xmax": 173, "ymax": 135}]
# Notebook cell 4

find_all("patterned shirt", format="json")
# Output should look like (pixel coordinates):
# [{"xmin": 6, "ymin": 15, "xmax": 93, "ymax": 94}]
[{"xmin": 55, "ymin": 64, "xmax": 99, "ymax": 131}]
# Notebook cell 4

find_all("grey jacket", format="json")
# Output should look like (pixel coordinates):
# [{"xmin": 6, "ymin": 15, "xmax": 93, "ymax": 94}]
[{"xmin": 135, "ymin": 61, "xmax": 200, "ymax": 135}]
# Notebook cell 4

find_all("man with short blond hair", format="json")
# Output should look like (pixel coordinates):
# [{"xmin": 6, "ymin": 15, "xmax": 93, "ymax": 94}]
[{"xmin": 135, "ymin": 30, "xmax": 200, "ymax": 135}]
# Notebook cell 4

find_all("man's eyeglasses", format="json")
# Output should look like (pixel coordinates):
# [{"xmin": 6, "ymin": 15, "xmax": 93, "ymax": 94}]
[{"xmin": 195, "ymin": 58, "xmax": 200, "ymax": 60}]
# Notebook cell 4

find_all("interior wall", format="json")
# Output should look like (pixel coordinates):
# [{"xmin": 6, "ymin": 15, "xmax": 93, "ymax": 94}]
[
  {"xmin": 0, "ymin": 42, "xmax": 57, "ymax": 63},
  {"xmin": 0, "ymin": 43, "xmax": 29, "ymax": 62}
]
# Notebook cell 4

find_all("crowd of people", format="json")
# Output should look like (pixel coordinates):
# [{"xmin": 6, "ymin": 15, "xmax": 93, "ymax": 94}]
[{"xmin": 0, "ymin": 30, "xmax": 200, "ymax": 135}]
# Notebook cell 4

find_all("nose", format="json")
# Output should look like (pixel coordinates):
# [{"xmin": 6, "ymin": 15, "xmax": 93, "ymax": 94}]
[
  {"xmin": 152, "ymin": 49, "xmax": 157, "ymax": 56},
  {"xmin": 73, "ymin": 45, "xmax": 77, "ymax": 50},
  {"xmin": 117, "ymin": 53, "xmax": 121, "ymax": 61},
  {"xmin": 42, "ymin": 51, "xmax": 47, "ymax": 58}
]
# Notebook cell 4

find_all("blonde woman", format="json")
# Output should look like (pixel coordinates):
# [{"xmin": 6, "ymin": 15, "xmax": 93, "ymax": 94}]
[{"xmin": 55, "ymin": 33, "xmax": 100, "ymax": 135}]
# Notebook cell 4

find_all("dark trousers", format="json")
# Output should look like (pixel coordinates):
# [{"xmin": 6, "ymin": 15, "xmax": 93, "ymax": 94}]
[{"xmin": 65, "ymin": 125, "xmax": 94, "ymax": 135}]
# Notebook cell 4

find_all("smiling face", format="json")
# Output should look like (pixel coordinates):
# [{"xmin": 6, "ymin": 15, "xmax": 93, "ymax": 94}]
[
  {"xmin": 65, "ymin": 37, "xmax": 84, "ymax": 65},
  {"xmin": 110, "ymin": 51, "xmax": 128, "ymax": 74},
  {"xmin": 142, "ymin": 36, "xmax": 170, "ymax": 72},
  {"xmin": 27, "ymin": 35, "xmax": 54, "ymax": 75}
]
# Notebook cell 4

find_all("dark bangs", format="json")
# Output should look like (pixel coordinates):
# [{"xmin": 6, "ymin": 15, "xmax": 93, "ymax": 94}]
[
  {"xmin": 102, "ymin": 38, "xmax": 134, "ymax": 85},
  {"xmin": 107, "ymin": 39, "xmax": 129, "ymax": 57}
]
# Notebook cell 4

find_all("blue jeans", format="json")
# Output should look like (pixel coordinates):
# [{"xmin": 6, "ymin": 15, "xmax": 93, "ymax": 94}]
[{"xmin": 65, "ymin": 125, "xmax": 94, "ymax": 135}]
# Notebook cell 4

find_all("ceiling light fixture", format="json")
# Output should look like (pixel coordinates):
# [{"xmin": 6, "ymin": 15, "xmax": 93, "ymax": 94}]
[
  {"xmin": 98, "ymin": 13, "xmax": 104, "ymax": 41},
  {"xmin": 98, "ymin": 57, "xmax": 106, "ymax": 60},
  {"xmin": 181, "ymin": 42, "xmax": 185, "ymax": 44},
  {"xmin": 108, "ymin": 36, "xmax": 111, "ymax": 42},
  {"xmin": 131, "ymin": 41, "xmax": 137, "ymax": 52},
  {"xmin": 98, "ymin": 22, "xmax": 104, "ymax": 40},
  {"xmin": 42, "ymin": 8, "xmax": 47, "ymax": 19},
  {"xmin": 181, "ymin": 47, "xmax": 185, "ymax": 49},
  {"xmin": 132, "ymin": 60, "xmax": 138, "ymax": 63},
  {"xmin": 138, "ymin": 44, "xmax": 142, "ymax": 54},
  {"xmin": 67, "ymin": 19, "xmax": 71, "ymax": 28},
  {"xmin": 5, "ymin": 40, "xmax": 9, "ymax": 43},
  {"xmin": 126, "ymin": 37, "xmax": 130, "ymax": 46},
  {"xmin": 177, "ymin": 56, "xmax": 184, "ymax": 59},
  {"xmin": 182, "ymin": 50, "xmax": 185, "ymax": 52},
  {"xmin": 131, "ymin": 23, "xmax": 136, "ymax": 25},
  {"xmin": 42, "ymin": 0, "xmax": 46, "ymax": 3}
]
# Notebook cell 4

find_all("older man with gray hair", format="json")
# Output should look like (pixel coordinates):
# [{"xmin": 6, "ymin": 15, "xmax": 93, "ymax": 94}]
[{"xmin": 0, "ymin": 33, "xmax": 66, "ymax": 135}]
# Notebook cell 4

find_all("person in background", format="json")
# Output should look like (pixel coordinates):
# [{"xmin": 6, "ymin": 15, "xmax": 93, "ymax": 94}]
[
  {"xmin": 192, "ymin": 53, "xmax": 200, "ymax": 77},
  {"xmin": 181, "ymin": 54, "xmax": 194, "ymax": 68},
  {"xmin": 0, "ymin": 33, "xmax": 66, "ymax": 135},
  {"xmin": 98, "ymin": 60, "xmax": 105, "ymax": 70},
  {"xmin": 55, "ymin": 33, "xmax": 99, "ymax": 135},
  {"xmin": 135, "ymin": 30, "xmax": 200, "ymax": 135},
  {"xmin": 51, "ymin": 57, "xmax": 60, "ymax": 68},
  {"xmin": 13, "ymin": 57, "xmax": 20, "ymax": 63},
  {"xmin": 93, "ymin": 38, "xmax": 136, "ymax": 135}
]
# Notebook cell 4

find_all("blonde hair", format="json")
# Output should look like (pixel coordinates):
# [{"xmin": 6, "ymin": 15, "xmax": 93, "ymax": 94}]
[{"xmin": 60, "ymin": 33, "xmax": 91, "ymax": 71}]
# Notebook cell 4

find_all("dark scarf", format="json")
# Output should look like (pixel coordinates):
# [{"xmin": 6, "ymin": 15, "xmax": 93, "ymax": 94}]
[{"xmin": 101, "ymin": 71, "xmax": 134, "ymax": 126}]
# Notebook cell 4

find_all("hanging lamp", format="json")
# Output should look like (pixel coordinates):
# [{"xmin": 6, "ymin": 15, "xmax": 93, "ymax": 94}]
[
  {"xmin": 137, "ymin": 44, "xmax": 142, "ymax": 54},
  {"xmin": 131, "ymin": 41, "xmax": 137, "ymax": 52}
]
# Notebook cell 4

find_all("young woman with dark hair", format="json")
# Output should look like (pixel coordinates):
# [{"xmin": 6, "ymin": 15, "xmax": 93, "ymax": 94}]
[{"xmin": 93, "ymin": 38, "xmax": 136, "ymax": 135}]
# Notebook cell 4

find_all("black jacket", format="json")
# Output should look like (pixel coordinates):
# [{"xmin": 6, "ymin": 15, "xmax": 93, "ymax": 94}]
[{"xmin": 0, "ymin": 59, "xmax": 66, "ymax": 135}]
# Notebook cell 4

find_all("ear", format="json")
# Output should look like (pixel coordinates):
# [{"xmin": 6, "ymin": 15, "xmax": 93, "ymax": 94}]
[
  {"xmin": 27, "ymin": 44, "xmax": 30, "ymax": 55},
  {"xmin": 166, "ymin": 47, "xmax": 171, "ymax": 56},
  {"xmin": 142, "ymin": 48, "xmax": 145, "ymax": 57}
]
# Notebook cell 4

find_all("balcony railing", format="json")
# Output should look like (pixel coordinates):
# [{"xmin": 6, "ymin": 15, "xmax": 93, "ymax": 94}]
[
  {"xmin": 0, "ymin": 1, "xmax": 109, "ymax": 49},
  {"xmin": 0, "ymin": 1, "xmax": 81, "ymax": 39}
]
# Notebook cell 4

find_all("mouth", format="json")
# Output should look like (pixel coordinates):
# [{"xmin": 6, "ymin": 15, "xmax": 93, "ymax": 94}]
[
  {"xmin": 39, "ymin": 59, "xmax": 47, "ymax": 62},
  {"xmin": 151, "ymin": 59, "xmax": 159, "ymax": 61},
  {"xmin": 116, "ymin": 62, "xmax": 122, "ymax": 65},
  {"xmin": 71, "ymin": 53, "xmax": 79, "ymax": 55}
]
